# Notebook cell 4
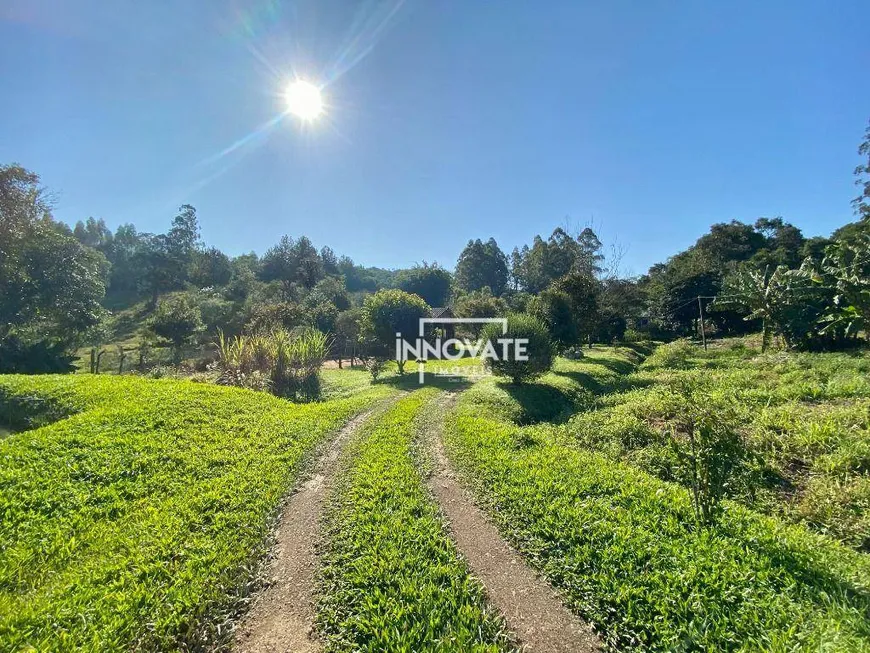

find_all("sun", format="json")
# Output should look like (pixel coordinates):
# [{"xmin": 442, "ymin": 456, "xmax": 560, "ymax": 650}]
[{"xmin": 285, "ymin": 80, "xmax": 323, "ymax": 121}]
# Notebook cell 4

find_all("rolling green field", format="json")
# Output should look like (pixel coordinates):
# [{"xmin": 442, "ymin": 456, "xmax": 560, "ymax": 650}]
[
  {"xmin": 0, "ymin": 374, "xmax": 394, "ymax": 650},
  {"xmin": 2, "ymin": 339, "xmax": 869, "ymax": 651}
]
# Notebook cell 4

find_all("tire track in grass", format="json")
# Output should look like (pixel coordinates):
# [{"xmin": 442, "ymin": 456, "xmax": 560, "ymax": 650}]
[
  {"xmin": 315, "ymin": 388, "xmax": 513, "ymax": 652},
  {"xmin": 423, "ymin": 393, "xmax": 601, "ymax": 653},
  {"xmin": 233, "ymin": 407, "xmax": 380, "ymax": 653}
]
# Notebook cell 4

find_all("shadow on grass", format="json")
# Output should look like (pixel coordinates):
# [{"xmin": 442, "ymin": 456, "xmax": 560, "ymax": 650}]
[
  {"xmin": 590, "ymin": 356, "xmax": 638, "ymax": 376},
  {"xmin": 378, "ymin": 372, "xmax": 473, "ymax": 393},
  {"xmin": 500, "ymin": 382, "xmax": 579, "ymax": 425},
  {"xmin": 552, "ymin": 369, "xmax": 606, "ymax": 394}
]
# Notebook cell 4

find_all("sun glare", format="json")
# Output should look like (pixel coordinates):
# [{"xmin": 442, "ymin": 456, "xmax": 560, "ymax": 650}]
[{"xmin": 285, "ymin": 80, "xmax": 323, "ymax": 121}]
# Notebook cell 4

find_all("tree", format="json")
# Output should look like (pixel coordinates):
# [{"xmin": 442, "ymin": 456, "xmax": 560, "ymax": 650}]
[
  {"xmin": 166, "ymin": 204, "xmax": 201, "ymax": 262},
  {"xmin": 512, "ymin": 227, "xmax": 606, "ymax": 292},
  {"xmin": 455, "ymin": 238, "xmax": 509, "ymax": 295},
  {"xmin": 529, "ymin": 289, "xmax": 577, "ymax": 352},
  {"xmin": 453, "ymin": 287, "xmax": 508, "ymax": 336},
  {"xmin": 260, "ymin": 235, "xmax": 325, "ymax": 299},
  {"xmin": 260, "ymin": 236, "xmax": 298, "ymax": 300},
  {"xmin": 320, "ymin": 246, "xmax": 340, "ymax": 276},
  {"xmin": 480, "ymin": 313, "xmax": 553, "ymax": 384},
  {"xmin": 335, "ymin": 307, "xmax": 363, "ymax": 366},
  {"xmin": 751, "ymin": 217, "xmax": 806, "ymax": 268},
  {"xmin": 148, "ymin": 295, "xmax": 204, "ymax": 365},
  {"xmin": 106, "ymin": 223, "xmax": 146, "ymax": 294},
  {"xmin": 190, "ymin": 247, "xmax": 233, "ymax": 288},
  {"xmin": 73, "ymin": 217, "xmax": 113, "ymax": 252},
  {"xmin": 359, "ymin": 289, "xmax": 431, "ymax": 374},
  {"xmin": 853, "ymin": 118, "xmax": 870, "ymax": 221},
  {"xmin": 576, "ymin": 227, "xmax": 605, "ymax": 276},
  {"xmin": 552, "ymin": 272, "xmax": 601, "ymax": 345},
  {"xmin": 802, "ymin": 236, "xmax": 870, "ymax": 343},
  {"xmin": 306, "ymin": 276, "xmax": 351, "ymax": 312},
  {"xmin": 0, "ymin": 164, "xmax": 108, "ymax": 362},
  {"xmin": 713, "ymin": 265, "xmax": 818, "ymax": 351},
  {"xmin": 695, "ymin": 221, "xmax": 767, "ymax": 265},
  {"xmin": 598, "ymin": 278, "xmax": 645, "ymax": 341},
  {"xmin": 395, "ymin": 263, "xmax": 452, "ymax": 306}
]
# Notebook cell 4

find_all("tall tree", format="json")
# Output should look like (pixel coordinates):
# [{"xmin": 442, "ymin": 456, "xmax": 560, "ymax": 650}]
[
  {"xmin": 853, "ymin": 118, "xmax": 870, "ymax": 221},
  {"xmin": 260, "ymin": 235, "xmax": 325, "ymax": 298},
  {"xmin": 553, "ymin": 272, "xmax": 601, "ymax": 344},
  {"xmin": 576, "ymin": 227, "xmax": 605, "ymax": 276},
  {"xmin": 395, "ymin": 263, "xmax": 452, "ymax": 306},
  {"xmin": 0, "ymin": 164, "xmax": 108, "ymax": 350},
  {"xmin": 455, "ymin": 238, "xmax": 509, "ymax": 295}
]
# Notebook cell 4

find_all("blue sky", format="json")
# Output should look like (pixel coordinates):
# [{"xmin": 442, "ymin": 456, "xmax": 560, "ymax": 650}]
[{"xmin": 2, "ymin": 0, "xmax": 868, "ymax": 275}]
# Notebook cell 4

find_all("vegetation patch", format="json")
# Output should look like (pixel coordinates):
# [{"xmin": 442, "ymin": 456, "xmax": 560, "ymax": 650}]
[
  {"xmin": 0, "ymin": 374, "xmax": 393, "ymax": 651},
  {"xmin": 316, "ymin": 389, "xmax": 511, "ymax": 652},
  {"xmin": 445, "ymin": 384, "xmax": 870, "ymax": 650},
  {"xmin": 566, "ymin": 340, "xmax": 870, "ymax": 550}
]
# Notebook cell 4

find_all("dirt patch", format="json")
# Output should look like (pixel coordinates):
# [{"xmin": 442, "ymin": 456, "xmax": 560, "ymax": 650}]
[
  {"xmin": 424, "ymin": 394, "xmax": 601, "ymax": 653},
  {"xmin": 233, "ymin": 410, "xmax": 372, "ymax": 653}
]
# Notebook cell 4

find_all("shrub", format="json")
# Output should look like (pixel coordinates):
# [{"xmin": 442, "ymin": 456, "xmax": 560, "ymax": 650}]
[
  {"xmin": 359, "ymin": 289, "xmax": 431, "ymax": 374},
  {"xmin": 529, "ymin": 288, "xmax": 577, "ymax": 351},
  {"xmin": 0, "ymin": 336, "xmax": 76, "ymax": 374},
  {"xmin": 641, "ymin": 338, "xmax": 694, "ymax": 369},
  {"xmin": 668, "ymin": 388, "xmax": 749, "ymax": 525},
  {"xmin": 148, "ymin": 295, "xmax": 204, "ymax": 366},
  {"xmin": 362, "ymin": 356, "xmax": 387, "ymax": 381},
  {"xmin": 480, "ymin": 313, "xmax": 553, "ymax": 384},
  {"xmin": 622, "ymin": 327, "xmax": 644, "ymax": 343},
  {"xmin": 215, "ymin": 328, "xmax": 329, "ymax": 401}
]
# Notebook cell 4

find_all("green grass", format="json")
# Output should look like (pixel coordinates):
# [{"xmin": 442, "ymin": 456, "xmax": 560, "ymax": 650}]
[
  {"xmin": 444, "ymin": 343, "xmax": 870, "ymax": 651},
  {"xmin": 562, "ymin": 340, "xmax": 870, "ymax": 551},
  {"xmin": 0, "ymin": 374, "xmax": 394, "ymax": 651},
  {"xmin": 316, "ymin": 389, "xmax": 511, "ymax": 652}
]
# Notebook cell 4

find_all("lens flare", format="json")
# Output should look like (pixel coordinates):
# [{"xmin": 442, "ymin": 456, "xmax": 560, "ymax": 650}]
[{"xmin": 285, "ymin": 80, "xmax": 323, "ymax": 120}]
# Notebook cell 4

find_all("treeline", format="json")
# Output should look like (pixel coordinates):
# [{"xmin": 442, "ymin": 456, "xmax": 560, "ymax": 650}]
[{"xmin": 1, "ymin": 122, "xmax": 869, "ymax": 373}]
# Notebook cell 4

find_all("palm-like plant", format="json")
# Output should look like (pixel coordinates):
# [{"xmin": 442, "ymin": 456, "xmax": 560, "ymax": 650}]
[
  {"xmin": 713, "ymin": 265, "xmax": 814, "ymax": 351},
  {"xmin": 801, "ymin": 235, "xmax": 870, "ymax": 341}
]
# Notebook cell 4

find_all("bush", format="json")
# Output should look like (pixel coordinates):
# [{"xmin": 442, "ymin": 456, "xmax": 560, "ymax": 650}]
[
  {"xmin": 363, "ymin": 356, "xmax": 387, "ymax": 381},
  {"xmin": 641, "ymin": 338, "xmax": 694, "ymax": 369},
  {"xmin": 529, "ymin": 288, "xmax": 577, "ymax": 351},
  {"xmin": 215, "ymin": 328, "xmax": 329, "ymax": 401},
  {"xmin": 622, "ymin": 327, "xmax": 644, "ymax": 343},
  {"xmin": 148, "ymin": 295, "xmax": 204, "ymax": 366},
  {"xmin": 359, "ymin": 289, "xmax": 431, "ymax": 374},
  {"xmin": 480, "ymin": 313, "xmax": 553, "ymax": 384},
  {"xmin": 0, "ymin": 337, "xmax": 75, "ymax": 374},
  {"xmin": 669, "ymin": 388, "xmax": 750, "ymax": 525}
]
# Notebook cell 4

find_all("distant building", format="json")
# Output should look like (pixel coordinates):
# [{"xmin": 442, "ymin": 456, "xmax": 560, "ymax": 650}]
[{"xmin": 429, "ymin": 307, "xmax": 455, "ymax": 340}]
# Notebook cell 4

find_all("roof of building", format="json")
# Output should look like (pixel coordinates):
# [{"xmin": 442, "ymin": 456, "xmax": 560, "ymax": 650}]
[{"xmin": 431, "ymin": 307, "xmax": 453, "ymax": 318}]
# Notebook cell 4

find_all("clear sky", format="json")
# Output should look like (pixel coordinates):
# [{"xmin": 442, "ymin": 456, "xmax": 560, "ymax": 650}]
[{"xmin": 2, "ymin": 0, "xmax": 868, "ymax": 275}]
